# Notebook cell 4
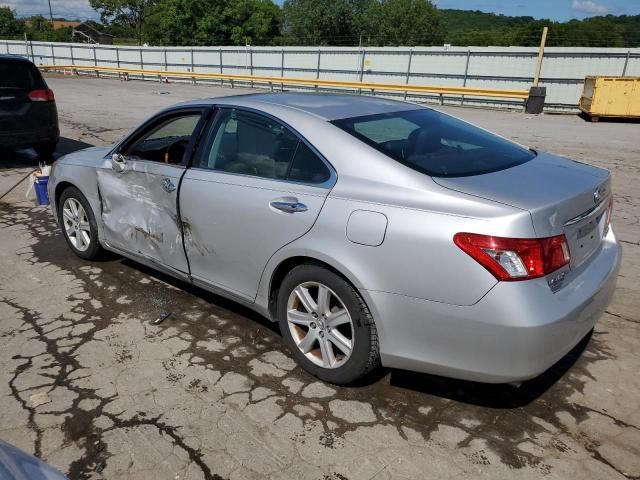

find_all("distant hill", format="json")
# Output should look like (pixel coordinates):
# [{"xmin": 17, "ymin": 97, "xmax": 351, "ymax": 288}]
[{"xmin": 439, "ymin": 9, "xmax": 640, "ymax": 47}]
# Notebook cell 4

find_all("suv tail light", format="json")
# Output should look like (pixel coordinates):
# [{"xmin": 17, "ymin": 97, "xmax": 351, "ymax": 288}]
[
  {"xmin": 454, "ymin": 233, "xmax": 571, "ymax": 281},
  {"xmin": 28, "ymin": 89, "xmax": 55, "ymax": 102}
]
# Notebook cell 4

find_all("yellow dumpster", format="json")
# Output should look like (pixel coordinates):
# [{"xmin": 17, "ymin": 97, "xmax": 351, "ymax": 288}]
[{"xmin": 579, "ymin": 76, "xmax": 640, "ymax": 121}]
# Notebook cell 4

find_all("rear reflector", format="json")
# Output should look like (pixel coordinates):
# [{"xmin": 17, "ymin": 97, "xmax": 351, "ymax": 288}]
[
  {"xmin": 454, "ymin": 233, "xmax": 571, "ymax": 281},
  {"xmin": 28, "ymin": 89, "xmax": 55, "ymax": 102}
]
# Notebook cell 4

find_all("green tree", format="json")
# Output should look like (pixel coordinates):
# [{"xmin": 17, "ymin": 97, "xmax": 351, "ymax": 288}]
[
  {"xmin": 282, "ymin": 0, "xmax": 367, "ymax": 45},
  {"xmin": 145, "ymin": 0, "xmax": 281, "ymax": 46},
  {"xmin": 223, "ymin": 0, "xmax": 281, "ymax": 45},
  {"xmin": 359, "ymin": 0, "xmax": 444, "ymax": 46},
  {"xmin": 0, "ymin": 7, "xmax": 25, "ymax": 38},
  {"xmin": 89, "ymin": 0, "xmax": 156, "ymax": 45}
]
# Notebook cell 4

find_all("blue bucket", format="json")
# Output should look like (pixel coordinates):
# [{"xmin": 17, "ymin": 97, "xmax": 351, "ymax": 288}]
[{"xmin": 34, "ymin": 176, "xmax": 50, "ymax": 205}]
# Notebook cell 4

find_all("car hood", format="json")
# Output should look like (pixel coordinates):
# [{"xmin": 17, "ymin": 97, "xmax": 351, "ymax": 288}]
[{"xmin": 56, "ymin": 145, "xmax": 112, "ymax": 167}]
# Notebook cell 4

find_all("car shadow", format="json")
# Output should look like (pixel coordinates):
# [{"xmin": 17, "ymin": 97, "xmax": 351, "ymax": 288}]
[
  {"xmin": 0, "ymin": 137, "xmax": 93, "ymax": 169},
  {"xmin": 388, "ymin": 330, "xmax": 592, "ymax": 409},
  {"xmin": 117, "ymin": 253, "xmax": 592, "ymax": 408},
  {"xmin": 118, "ymin": 258, "xmax": 281, "ymax": 336}
]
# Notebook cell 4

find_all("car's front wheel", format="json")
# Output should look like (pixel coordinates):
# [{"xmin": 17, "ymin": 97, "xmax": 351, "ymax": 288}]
[
  {"xmin": 277, "ymin": 264, "xmax": 380, "ymax": 384},
  {"xmin": 58, "ymin": 186, "xmax": 102, "ymax": 260}
]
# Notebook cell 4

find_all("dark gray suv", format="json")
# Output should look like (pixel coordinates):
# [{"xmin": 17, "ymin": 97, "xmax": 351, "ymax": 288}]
[{"xmin": 0, "ymin": 55, "xmax": 59, "ymax": 158}]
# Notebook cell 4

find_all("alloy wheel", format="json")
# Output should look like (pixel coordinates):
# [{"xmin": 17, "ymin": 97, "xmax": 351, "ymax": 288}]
[
  {"xmin": 286, "ymin": 281, "xmax": 354, "ymax": 369},
  {"xmin": 62, "ymin": 198, "xmax": 91, "ymax": 252}
]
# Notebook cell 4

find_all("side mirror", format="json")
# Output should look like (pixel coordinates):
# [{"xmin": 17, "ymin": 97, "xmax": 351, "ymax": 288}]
[{"xmin": 111, "ymin": 153, "xmax": 127, "ymax": 173}]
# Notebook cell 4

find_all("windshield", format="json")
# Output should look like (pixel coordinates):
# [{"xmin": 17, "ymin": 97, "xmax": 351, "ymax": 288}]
[{"xmin": 332, "ymin": 108, "xmax": 535, "ymax": 177}]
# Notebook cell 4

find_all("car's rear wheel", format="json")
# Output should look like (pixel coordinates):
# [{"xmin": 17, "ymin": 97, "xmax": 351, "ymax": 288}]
[
  {"xmin": 277, "ymin": 264, "xmax": 380, "ymax": 384},
  {"xmin": 34, "ymin": 141, "xmax": 57, "ymax": 159},
  {"xmin": 58, "ymin": 187, "xmax": 102, "ymax": 260}
]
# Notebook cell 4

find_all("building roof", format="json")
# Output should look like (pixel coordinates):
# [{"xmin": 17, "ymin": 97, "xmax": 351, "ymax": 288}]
[{"xmin": 25, "ymin": 20, "xmax": 81, "ymax": 30}]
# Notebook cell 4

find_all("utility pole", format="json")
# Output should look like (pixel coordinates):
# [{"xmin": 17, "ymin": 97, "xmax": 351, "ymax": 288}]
[
  {"xmin": 47, "ymin": 0, "xmax": 54, "ymax": 23},
  {"xmin": 533, "ymin": 26, "xmax": 548, "ymax": 87}
]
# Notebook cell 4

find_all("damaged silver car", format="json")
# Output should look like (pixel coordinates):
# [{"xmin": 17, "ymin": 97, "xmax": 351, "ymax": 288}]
[{"xmin": 49, "ymin": 93, "xmax": 620, "ymax": 385}]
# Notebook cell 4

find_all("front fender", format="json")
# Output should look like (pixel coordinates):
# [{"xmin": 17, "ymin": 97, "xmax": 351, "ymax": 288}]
[{"xmin": 48, "ymin": 161, "xmax": 104, "ymax": 242}]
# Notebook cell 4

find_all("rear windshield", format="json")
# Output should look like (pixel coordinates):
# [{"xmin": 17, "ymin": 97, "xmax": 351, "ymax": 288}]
[
  {"xmin": 332, "ymin": 108, "xmax": 535, "ymax": 177},
  {"xmin": 0, "ymin": 61, "xmax": 41, "ymax": 90}
]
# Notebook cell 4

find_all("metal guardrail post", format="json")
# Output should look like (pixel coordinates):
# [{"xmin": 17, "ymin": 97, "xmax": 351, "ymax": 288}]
[
  {"xmin": 281, "ymin": 49, "xmax": 285, "ymax": 91},
  {"xmin": 403, "ymin": 49, "xmax": 413, "ymax": 100},
  {"xmin": 190, "ymin": 48, "xmax": 196, "ymax": 85},
  {"xmin": 51, "ymin": 44, "xmax": 55, "ymax": 65},
  {"xmin": 29, "ymin": 41, "xmax": 35, "ymax": 64},
  {"xmin": 116, "ymin": 47, "xmax": 121, "ymax": 80},
  {"xmin": 219, "ymin": 48, "xmax": 223, "ymax": 86},
  {"xmin": 249, "ymin": 46, "xmax": 254, "ymax": 88},
  {"xmin": 622, "ymin": 50, "xmax": 630, "ymax": 77},
  {"xmin": 358, "ymin": 48, "xmax": 366, "ymax": 94},
  {"xmin": 140, "ymin": 48, "xmax": 144, "ymax": 81},
  {"xmin": 93, "ymin": 46, "xmax": 99, "ymax": 78},
  {"xmin": 461, "ymin": 49, "xmax": 471, "ymax": 105},
  {"xmin": 70, "ymin": 44, "xmax": 74, "ymax": 65},
  {"xmin": 316, "ymin": 49, "xmax": 321, "ymax": 90}
]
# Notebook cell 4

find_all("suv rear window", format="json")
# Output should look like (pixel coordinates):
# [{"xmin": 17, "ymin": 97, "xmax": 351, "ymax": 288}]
[
  {"xmin": 332, "ymin": 108, "xmax": 535, "ymax": 177},
  {"xmin": 0, "ymin": 61, "xmax": 40, "ymax": 90}
]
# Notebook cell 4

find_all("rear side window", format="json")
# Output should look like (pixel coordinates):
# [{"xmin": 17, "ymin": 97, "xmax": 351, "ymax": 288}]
[
  {"xmin": 332, "ymin": 108, "xmax": 535, "ymax": 177},
  {"xmin": 198, "ymin": 108, "xmax": 332, "ymax": 185},
  {"xmin": 288, "ymin": 143, "xmax": 331, "ymax": 184},
  {"xmin": 0, "ymin": 61, "xmax": 41, "ymax": 90}
]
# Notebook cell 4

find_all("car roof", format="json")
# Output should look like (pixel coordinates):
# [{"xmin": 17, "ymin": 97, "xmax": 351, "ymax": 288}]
[
  {"xmin": 182, "ymin": 92, "xmax": 422, "ymax": 121},
  {"xmin": 0, "ymin": 54, "xmax": 33, "ymax": 64}
]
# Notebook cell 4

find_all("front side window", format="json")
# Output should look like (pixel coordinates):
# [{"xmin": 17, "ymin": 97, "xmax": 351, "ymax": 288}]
[
  {"xmin": 332, "ymin": 108, "xmax": 535, "ymax": 177},
  {"xmin": 198, "ymin": 109, "xmax": 331, "ymax": 184},
  {"xmin": 124, "ymin": 113, "xmax": 202, "ymax": 164}
]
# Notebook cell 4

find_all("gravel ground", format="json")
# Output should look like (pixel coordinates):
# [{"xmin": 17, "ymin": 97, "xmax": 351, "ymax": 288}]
[{"xmin": 0, "ymin": 74, "xmax": 638, "ymax": 480}]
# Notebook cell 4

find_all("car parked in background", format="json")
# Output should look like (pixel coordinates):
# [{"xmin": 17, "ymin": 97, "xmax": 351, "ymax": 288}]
[
  {"xmin": 0, "ymin": 55, "xmax": 59, "ymax": 158},
  {"xmin": 48, "ymin": 93, "xmax": 620, "ymax": 385}
]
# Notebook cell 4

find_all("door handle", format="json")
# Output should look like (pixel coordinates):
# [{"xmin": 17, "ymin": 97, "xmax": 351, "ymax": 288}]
[
  {"xmin": 161, "ymin": 177, "xmax": 176, "ymax": 193},
  {"xmin": 270, "ymin": 201, "xmax": 308, "ymax": 213}
]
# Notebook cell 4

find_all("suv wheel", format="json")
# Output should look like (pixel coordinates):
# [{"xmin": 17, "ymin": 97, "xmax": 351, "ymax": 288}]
[{"xmin": 277, "ymin": 264, "xmax": 380, "ymax": 384}]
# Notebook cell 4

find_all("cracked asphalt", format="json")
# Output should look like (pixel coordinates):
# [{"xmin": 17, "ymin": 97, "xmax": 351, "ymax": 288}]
[{"xmin": 0, "ymin": 75, "xmax": 639, "ymax": 480}]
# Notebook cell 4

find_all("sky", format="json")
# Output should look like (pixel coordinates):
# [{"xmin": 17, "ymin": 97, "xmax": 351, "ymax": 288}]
[{"xmin": 1, "ymin": 0, "xmax": 640, "ymax": 22}]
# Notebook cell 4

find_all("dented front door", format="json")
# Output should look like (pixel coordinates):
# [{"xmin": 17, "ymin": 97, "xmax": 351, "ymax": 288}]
[{"xmin": 97, "ymin": 159, "xmax": 188, "ymax": 273}]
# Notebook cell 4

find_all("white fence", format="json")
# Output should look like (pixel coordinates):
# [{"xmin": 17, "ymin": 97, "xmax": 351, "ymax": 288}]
[{"xmin": 2, "ymin": 40, "xmax": 639, "ymax": 111}]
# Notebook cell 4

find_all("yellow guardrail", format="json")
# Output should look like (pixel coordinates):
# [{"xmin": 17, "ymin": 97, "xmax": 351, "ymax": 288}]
[{"xmin": 39, "ymin": 64, "xmax": 530, "ymax": 100}]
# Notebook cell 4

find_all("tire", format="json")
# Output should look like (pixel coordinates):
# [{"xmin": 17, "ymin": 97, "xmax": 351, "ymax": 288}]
[
  {"xmin": 277, "ymin": 264, "xmax": 380, "ymax": 384},
  {"xmin": 34, "ymin": 141, "xmax": 57, "ymax": 159},
  {"xmin": 57, "ymin": 186, "xmax": 103, "ymax": 260}
]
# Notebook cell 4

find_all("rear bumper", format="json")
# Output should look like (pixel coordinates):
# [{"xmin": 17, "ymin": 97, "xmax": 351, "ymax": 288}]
[
  {"xmin": 366, "ymin": 229, "xmax": 621, "ymax": 383},
  {"xmin": 0, "ymin": 125, "xmax": 59, "ymax": 149}
]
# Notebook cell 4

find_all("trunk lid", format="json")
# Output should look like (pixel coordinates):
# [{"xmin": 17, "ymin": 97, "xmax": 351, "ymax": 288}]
[{"xmin": 433, "ymin": 151, "xmax": 611, "ymax": 269}]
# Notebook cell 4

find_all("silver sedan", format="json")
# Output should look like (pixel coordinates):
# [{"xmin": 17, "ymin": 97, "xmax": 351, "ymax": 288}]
[{"xmin": 48, "ymin": 93, "xmax": 621, "ymax": 384}]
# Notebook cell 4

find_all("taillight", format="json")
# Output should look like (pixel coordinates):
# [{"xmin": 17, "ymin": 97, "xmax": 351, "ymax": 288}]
[
  {"xmin": 28, "ymin": 89, "xmax": 55, "ymax": 102},
  {"xmin": 604, "ymin": 198, "xmax": 613, "ymax": 235},
  {"xmin": 453, "ymin": 233, "xmax": 571, "ymax": 281}
]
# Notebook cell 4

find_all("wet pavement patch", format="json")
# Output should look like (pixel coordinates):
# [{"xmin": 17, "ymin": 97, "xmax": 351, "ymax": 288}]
[{"xmin": 0, "ymin": 203, "xmax": 639, "ymax": 479}]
